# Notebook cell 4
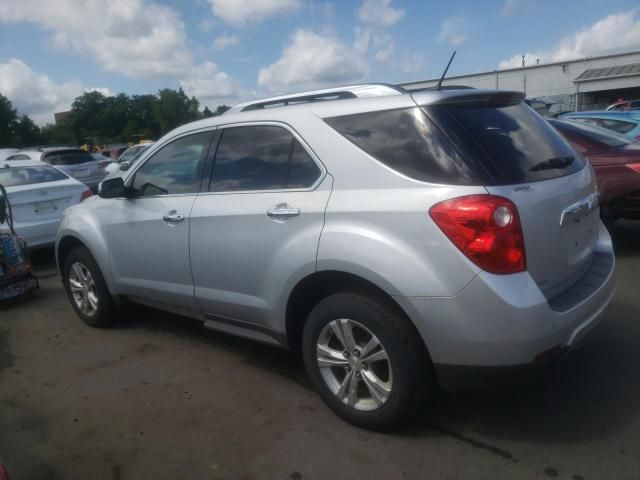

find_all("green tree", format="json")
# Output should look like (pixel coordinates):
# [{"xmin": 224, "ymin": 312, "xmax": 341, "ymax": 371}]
[
  {"xmin": 0, "ymin": 93, "xmax": 18, "ymax": 146},
  {"xmin": 14, "ymin": 115, "xmax": 42, "ymax": 147},
  {"xmin": 202, "ymin": 106, "xmax": 214, "ymax": 118},
  {"xmin": 213, "ymin": 105, "xmax": 230, "ymax": 116},
  {"xmin": 69, "ymin": 90, "xmax": 109, "ymax": 144},
  {"xmin": 152, "ymin": 88, "xmax": 200, "ymax": 134},
  {"xmin": 40, "ymin": 122, "xmax": 76, "ymax": 145}
]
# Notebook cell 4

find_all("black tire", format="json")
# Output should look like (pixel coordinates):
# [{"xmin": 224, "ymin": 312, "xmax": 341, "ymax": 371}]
[
  {"xmin": 302, "ymin": 292, "xmax": 433, "ymax": 431},
  {"xmin": 62, "ymin": 246, "xmax": 117, "ymax": 327}
]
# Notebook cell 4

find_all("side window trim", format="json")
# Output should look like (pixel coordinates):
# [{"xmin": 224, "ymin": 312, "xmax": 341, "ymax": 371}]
[
  {"xmin": 204, "ymin": 121, "xmax": 326, "ymax": 195},
  {"xmin": 124, "ymin": 128, "xmax": 217, "ymax": 198}
]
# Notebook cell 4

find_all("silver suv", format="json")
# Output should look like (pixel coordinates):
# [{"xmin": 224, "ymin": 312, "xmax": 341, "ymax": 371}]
[{"xmin": 56, "ymin": 85, "xmax": 616, "ymax": 430}]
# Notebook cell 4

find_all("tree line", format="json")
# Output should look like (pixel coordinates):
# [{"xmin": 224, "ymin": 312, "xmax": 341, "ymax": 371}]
[{"xmin": 0, "ymin": 88, "xmax": 230, "ymax": 148}]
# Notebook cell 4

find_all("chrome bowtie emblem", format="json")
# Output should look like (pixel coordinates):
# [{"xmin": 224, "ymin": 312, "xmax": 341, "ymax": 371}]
[{"xmin": 560, "ymin": 192, "xmax": 599, "ymax": 226}]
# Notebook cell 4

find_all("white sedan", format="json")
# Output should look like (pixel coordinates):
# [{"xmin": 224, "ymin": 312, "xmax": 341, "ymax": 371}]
[{"xmin": 0, "ymin": 160, "xmax": 92, "ymax": 248}]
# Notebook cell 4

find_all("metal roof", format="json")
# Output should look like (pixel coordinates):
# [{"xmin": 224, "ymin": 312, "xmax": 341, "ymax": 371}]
[{"xmin": 574, "ymin": 63, "xmax": 640, "ymax": 82}]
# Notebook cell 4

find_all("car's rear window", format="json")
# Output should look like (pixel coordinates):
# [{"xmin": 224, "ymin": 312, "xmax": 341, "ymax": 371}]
[
  {"xmin": 424, "ymin": 102, "xmax": 585, "ymax": 184},
  {"xmin": 325, "ymin": 107, "xmax": 484, "ymax": 185},
  {"xmin": 43, "ymin": 150, "xmax": 95, "ymax": 166},
  {"xmin": 0, "ymin": 165, "xmax": 68, "ymax": 187}
]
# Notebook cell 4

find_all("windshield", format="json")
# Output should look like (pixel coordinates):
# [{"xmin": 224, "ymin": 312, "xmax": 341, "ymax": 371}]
[
  {"xmin": 119, "ymin": 145, "xmax": 146, "ymax": 163},
  {"xmin": 550, "ymin": 119, "xmax": 633, "ymax": 147},
  {"xmin": 0, "ymin": 165, "xmax": 68, "ymax": 187}
]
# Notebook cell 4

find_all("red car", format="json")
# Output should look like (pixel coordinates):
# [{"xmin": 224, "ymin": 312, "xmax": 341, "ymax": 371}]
[{"xmin": 549, "ymin": 118, "xmax": 640, "ymax": 220}]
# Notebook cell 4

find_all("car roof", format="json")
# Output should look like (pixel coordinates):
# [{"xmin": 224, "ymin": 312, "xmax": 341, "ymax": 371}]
[
  {"xmin": 164, "ymin": 85, "xmax": 525, "ymax": 140},
  {"xmin": 0, "ymin": 159, "xmax": 52, "ymax": 168},
  {"xmin": 561, "ymin": 111, "xmax": 640, "ymax": 121}
]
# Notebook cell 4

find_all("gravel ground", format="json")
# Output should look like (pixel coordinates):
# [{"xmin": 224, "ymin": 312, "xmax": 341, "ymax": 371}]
[{"xmin": 1, "ymin": 221, "xmax": 639, "ymax": 480}]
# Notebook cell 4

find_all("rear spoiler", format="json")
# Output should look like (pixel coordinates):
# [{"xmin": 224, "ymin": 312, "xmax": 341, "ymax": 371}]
[{"xmin": 413, "ymin": 90, "xmax": 525, "ymax": 108}]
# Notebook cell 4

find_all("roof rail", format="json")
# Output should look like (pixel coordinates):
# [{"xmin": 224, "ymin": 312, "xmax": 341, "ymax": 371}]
[{"xmin": 226, "ymin": 83, "xmax": 405, "ymax": 114}]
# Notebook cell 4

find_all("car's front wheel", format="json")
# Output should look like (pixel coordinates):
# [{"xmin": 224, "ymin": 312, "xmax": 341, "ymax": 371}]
[
  {"xmin": 63, "ymin": 246, "xmax": 117, "ymax": 327},
  {"xmin": 302, "ymin": 292, "xmax": 432, "ymax": 431}
]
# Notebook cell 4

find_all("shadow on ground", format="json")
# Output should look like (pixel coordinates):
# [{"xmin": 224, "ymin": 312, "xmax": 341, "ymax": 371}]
[{"xmin": 20, "ymin": 220, "xmax": 640, "ymax": 452}]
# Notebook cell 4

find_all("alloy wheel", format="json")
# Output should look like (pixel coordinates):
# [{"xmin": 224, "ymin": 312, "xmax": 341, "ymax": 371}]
[
  {"xmin": 68, "ymin": 262, "xmax": 99, "ymax": 316},
  {"xmin": 316, "ymin": 318, "xmax": 393, "ymax": 411}
]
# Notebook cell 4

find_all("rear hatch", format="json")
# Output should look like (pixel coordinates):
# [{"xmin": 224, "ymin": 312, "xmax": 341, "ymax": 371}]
[{"xmin": 417, "ymin": 91, "xmax": 599, "ymax": 298}]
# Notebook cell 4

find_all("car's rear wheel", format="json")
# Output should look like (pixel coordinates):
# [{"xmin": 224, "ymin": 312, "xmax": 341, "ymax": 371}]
[
  {"xmin": 302, "ymin": 292, "xmax": 432, "ymax": 431},
  {"xmin": 63, "ymin": 247, "xmax": 117, "ymax": 327}
]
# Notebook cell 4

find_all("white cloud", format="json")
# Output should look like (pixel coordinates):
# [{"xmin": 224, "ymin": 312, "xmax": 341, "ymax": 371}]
[
  {"xmin": 0, "ymin": 59, "xmax": 112, "ymax": 125},
  {"xmin": 258, "ymin": 29, "xmax": 368, "ymax": 93},
  {"xmin": 357, "ymin": 0, "xmax": 405, "ymax": 28},
  {"xmin": 437, "ymin": 16, "xmax": 468, "ymax": 46},
  {"xmin": 501, "ymin": 0, "xmax": 532, "ymax": 17},
  {"xmin": 498, "ymin": 10, "xmax": 640, "ymax": 69},
  {"xmin": 213, "ymin": 34, "xmax": 240, "ymax": 51},
  {"xmin": 0, "ymin": 0, "xmax": 193, "ymax": 78},
  {"xmin": 375, "ymin": 44, "xmax": 394, "ymax": 62},
  {"xmin": 399, "ymin": 52, "xmax": 427, "ymax": 74},
  {"xmin": 180, "ymin": 62, "xmax": 242, "ymax": 108},
  {"xmin": 207, "ymin": 0, "xmax": 300, "ymax": 26}
]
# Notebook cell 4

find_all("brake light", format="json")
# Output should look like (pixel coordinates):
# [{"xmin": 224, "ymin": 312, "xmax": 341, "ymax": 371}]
[
  {"xmin": 626, "ymin": 163, "xmax": 640, "ymax": 174},
  {"xmin": 80, "ymin": 189, "xmax": 93, "ymax": 202},
  {"xmin": 429, "ymin": 194, "xmax": 526, "ymax": 274}
]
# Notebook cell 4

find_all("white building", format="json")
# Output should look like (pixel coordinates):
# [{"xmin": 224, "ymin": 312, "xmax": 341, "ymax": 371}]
[{"xmin": 400, "ymin": 50, "xmax": 640, "ymax": 113}]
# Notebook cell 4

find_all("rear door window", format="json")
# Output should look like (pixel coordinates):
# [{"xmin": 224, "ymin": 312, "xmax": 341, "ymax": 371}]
[
  {"xmin": 425, "ymin": 102, "xmax": 585, "ymax": 184},
  {"xmin": 210, "ymin": 125, "xmax": 321, "ymax": 192},
  {"xmin": 325, "ymin": 107, "xmax": 482, "ymax": 185}
]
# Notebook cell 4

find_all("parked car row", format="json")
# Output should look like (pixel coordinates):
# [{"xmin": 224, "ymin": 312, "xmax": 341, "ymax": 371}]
[
  {"xmin": 4, "ymin": 147, "xmax": 111, "ymax": 191},
  {"xmin": 549, "ymin": 119, "xmax": 640, "ymax": 220},
  {"xmin": 0, "ymin": 142, "xmax": 154, "ymax": 248},
  {"xmin": 559, "ymin": 110, "xmax": 640, "ymax": 141}
]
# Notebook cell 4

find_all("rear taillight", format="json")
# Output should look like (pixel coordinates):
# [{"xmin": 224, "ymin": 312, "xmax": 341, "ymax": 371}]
[
  {"xmin": 626, "ymin": 163, "xmax": 640, "ymax": 174},
  {"xmin": 80, "ymin": 190, "xmax": 93, "ymax": 202},
  {"xmin": 429, "ymin": 194, "xmax": 526, "ymax": 274}
]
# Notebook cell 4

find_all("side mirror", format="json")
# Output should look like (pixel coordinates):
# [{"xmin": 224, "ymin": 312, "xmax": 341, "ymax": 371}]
[
  {"xmin": 119, "ymin": 161, "xmax": 131, "ymax": 171},
  {"xmin": 98, "ymin": 177, "xmax": 128, "ymax": 199}
]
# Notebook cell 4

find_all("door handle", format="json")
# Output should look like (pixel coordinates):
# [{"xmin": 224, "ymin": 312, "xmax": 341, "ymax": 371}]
[
  {"xmin": 267, "ymin": 203, "xmax": 300, "ymax": 221},
  {"xmin": 162, "ymin": 210, "xmax": 185, "ymax": 224}
]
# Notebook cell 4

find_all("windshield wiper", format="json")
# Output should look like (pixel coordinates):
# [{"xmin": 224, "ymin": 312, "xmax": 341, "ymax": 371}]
[{"xmin": 529, "ymin": 156, "xmax": 574, "ymax": 172}]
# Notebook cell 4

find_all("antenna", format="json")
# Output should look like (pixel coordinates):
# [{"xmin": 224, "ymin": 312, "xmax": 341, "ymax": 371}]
[{"xmin": 436, "ymin": 51, "xmax": 456, "ymax": 91}]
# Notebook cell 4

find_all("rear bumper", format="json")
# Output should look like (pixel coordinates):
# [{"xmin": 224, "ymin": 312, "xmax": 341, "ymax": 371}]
[
  {"xmin": 2, "ymin": 218, "xmax": 61, "ymax": 248},
  {"xmin": 396, "ymin": 223, "xmax": 616, "ymax": 391}
]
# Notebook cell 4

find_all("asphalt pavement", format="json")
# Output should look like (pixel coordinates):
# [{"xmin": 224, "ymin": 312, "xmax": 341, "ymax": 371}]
[{"xmin": 1, "ymin": 221, "xmax": 639, "ymax": 480}]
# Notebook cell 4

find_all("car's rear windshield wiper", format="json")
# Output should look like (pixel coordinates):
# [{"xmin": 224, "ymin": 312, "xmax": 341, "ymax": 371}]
[{"xmin": 529, "ymin": 156, "xmax": 575, "ymax": 172}]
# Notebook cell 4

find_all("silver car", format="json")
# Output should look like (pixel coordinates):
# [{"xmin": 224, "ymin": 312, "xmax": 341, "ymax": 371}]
[
  {"xmin": 56, "ymin": 85, "xmax": 615, "ymax": 430},
  {"xmin": 6, "ymin": 147, "xmax": 110, "ymax": 191}
]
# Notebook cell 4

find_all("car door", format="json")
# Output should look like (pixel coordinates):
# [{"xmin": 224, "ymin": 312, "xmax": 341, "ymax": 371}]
[
  {"xmin": 189, "ymin": 123, "xmax": 331, "ymax": 336},
  {"xmin": 103, "ymin": 129, "xmax": 214, "ymax": 310}
]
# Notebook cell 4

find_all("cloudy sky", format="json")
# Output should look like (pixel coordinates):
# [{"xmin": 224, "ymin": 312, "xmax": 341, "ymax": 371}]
[{"xmin": 1, "ymin": 0, "xmax": 639, "ymax": 124}]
